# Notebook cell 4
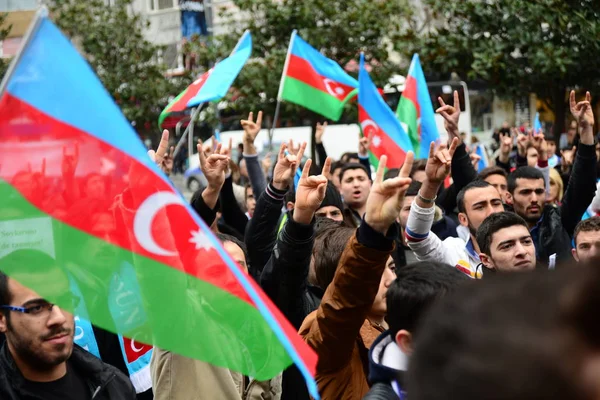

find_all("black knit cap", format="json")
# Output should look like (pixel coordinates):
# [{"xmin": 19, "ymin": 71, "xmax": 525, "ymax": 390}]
[{"xmin": 318, "ymin": 181, "xmax": 344, "ymax": 212}]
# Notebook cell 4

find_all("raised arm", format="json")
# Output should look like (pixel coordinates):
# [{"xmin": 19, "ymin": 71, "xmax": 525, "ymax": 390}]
[
  {"xmin": 241, "ymin": 111, "xmax": 267, "ymax": 197},
  {"xmin": 315, "ymin": 122, "xmax": 329, "ymax": 168},
  {"xmin": 561, "ymin": 91, "xmax": 598, "ymax": 235},
  {"xmin": 245, "ymin": 142, "xmax": 306, "ymax": 276},
  {"xmin": 262, "ymin": 158, "xmax": 331, "ymax": 328},
  {"xmin": 301, "ymin": 153, "xmax": 413, "ymax": 372}
]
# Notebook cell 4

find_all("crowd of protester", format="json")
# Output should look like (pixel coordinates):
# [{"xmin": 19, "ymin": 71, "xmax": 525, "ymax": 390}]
[{"xmin": 1, "ymin": 90, "xmax": 600, "ymax": 400}]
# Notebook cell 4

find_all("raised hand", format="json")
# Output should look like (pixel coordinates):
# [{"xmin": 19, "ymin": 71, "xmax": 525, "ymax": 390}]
[
  {"xmin": 425, "ymin": 138, "xmax": 459, "ymax": 184},
  {"xmin": 62, "ymin": 143, "xmax": 79, "ymax": 178},
  {"xmin": 365, "ymin": 152, "xmax": 414, "ymax": 234},
  {"xmin": 436, "ymin": 90, "xmax": 461, "ymax": 140},
  {"xmin": 570, "ymin": 90, "xmax": 595, "ymax": 145},
  {"xmin": 288, "ymin": 139, "xmax": 301, "ymax": 155},
  {"xmin": 359, "ymin": 136, "xmax": 371, "ymax": 157},
  {"xmin": 148, "ymin": 130, "xmax": 175, "ymax": 175},
  {"xmin": 241, "ymin": 111, "xmax": 263, "ymax": 155},
  {"xmin": 197, "ymin": 139, "xmax": 229, "ymax": 192},
  {"xmin": 470, "ymin": 152, "xmax": 481, "ymax": 169},
  {"xmin": 530, "ymin": 132, "xmax": 547, "ymax": 161},
  {"xmin": 315, "ymin": 122, "xmax": 328, "ymax": 144},
  {"xmin": 499, "ymin": 131, "xmax": 514, "ymax": 155},
  {"xmin": 560, "ymin": 146, "xmax": 576, "ymax": 168},
  {"xmin": 293, "ymin": 157, "xmax": 331, "ymax": 224},
  {"xmin": 272, "ymin": 141, "xmax": 307, "ymax": 191},
  {"xmin": 516, "ymin": 132, "xmax": 530, "ymax": 157}
]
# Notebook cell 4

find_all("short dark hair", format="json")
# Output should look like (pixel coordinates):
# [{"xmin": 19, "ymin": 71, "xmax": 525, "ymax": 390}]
[
  {"xmin": 508, "ymin": 166, "xmax": 544, "ymax": 194},
  {"xmin": 573, "ymin": 217, "xmax": 600, "ymax": 246},
  {"xmin": 216, "ymin": 233, "xmax": 248, "ymax": 264},
  {"xmin": 341, "ymin": 152, "xmax": 359, "ymax": 163},
  {"xmin": 313, "ymin": 223, "xmax": 355, "ymax": 290},
  {"xmin": 410, "ymin": 159, "xmax": 427, "ymax": 178},
  {"xmin": 384, "ymin": 168, "xmax": 400, "ymax": 180},
  {"xmin": 476, "ymin": 212, "xmax": 529, "ymax": 255},
  {"xmin": 457, "ymin": 180, "xmax": 493, "ymax": 214},
  {"xmin": 405, "ymin": 180, "xmax": 422, "ymax": 197},
  {"xmin": 478, "ymin": 166, "xmax": 507, "ymax": 181},
  {"xmin": 407, "ymin": 266, "xmax": 600, "ymax": 400},
  {"xmin": 339, "ymin": 163, "xmax": 370, "ymax": 183},
  {"xmin": 0, "ymin": 270, "xmax": 9, "ymax": 307},
  {"xmin": 386, "ymin": 261, "xmax": 468, "ymax": 338},
  {"xmin": 331, "ymin": 161, "xmax": 345, "ymax": 174}
]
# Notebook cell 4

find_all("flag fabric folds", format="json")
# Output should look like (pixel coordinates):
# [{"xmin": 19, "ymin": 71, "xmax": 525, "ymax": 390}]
[
  {"xmin": 396, "ymin": 54, "xmax": 439, "ymax": 159},
  {"xmin": 358, "ymin": 53, "xmax": 413, "ymax": 168},
  {"xmin": 158, "ymin": 30, "xmax": 252, "ymax": 128},
  {"xmin": 278, "ymin": 31, "xmax": 358, "ymax": 121},
  {"xmin": 474, "ymin": 144, "xmax": 490, "ymax": 172},
  {"xmin": 0, "ymin": 12, "xmax": 319, "ymax": 398}
]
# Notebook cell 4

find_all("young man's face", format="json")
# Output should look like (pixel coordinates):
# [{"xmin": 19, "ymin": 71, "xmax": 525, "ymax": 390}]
[
  {"xmin": 0, "ymin": 279, "xmax": 75, "ymax": 374},
  {"xmin": 340, "ymin": 168, "xmax": 371, "ymax": 210},
  {"xmin": 370, "ymin": 256, "xmax": 396, "ymax": 317},
  {"xmin": 459, "ymin": 186, "xmax": 504, "ymax": 234},
  {"xmin": 315, "ymin": 206, "xmax": 344, "ymax": 222},
  {"xmin": 547, "ymin": 141, "xmax": 557, "ymax": 156},
  {"xmin": 509, "ymin": 178, "xmax": 546, "ymax": 224},
  {"xmin": 399, "ymin": 195, "xmax": 415, "ymax": 229},
  {"xmin": 526, "ymin": 147, "xmax": 538, "ymax": 167},
  {"xmin": 245, "ymin": 186, "xmax": 255, "ymax": 217},
  {"xmin": 481, "ymin": 225, "xmax": 536, "ymax": 271},
  {"xmin": 483, "ymin": 174, "xmax": 509, "ymax": 203},
  {"xmin": 573, "ymin": 230, "xmax": 600, "ymax": 265}
]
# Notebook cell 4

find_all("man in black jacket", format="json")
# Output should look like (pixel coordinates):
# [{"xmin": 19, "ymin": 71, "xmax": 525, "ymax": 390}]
[
  {"xmin": 0, "ymin": 263, "xmax": 135, "ymax": 400},
  {"xmin": 506, "ymin": 91, "xmax": 597, "ymax": 266},
  {"xmin": 363, "ymin": 261, "xmax": 468, "ymax": 400}
]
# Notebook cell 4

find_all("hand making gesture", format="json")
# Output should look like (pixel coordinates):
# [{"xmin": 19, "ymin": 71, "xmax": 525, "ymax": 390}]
[
  {"xmin": 425, "ymin": 138, "xmax": 459, "ymax": 184},
  {"xmin": 293, "ymin": 157, "xmax": 332, "ymax": 224},
  {"xmin": 272, "ymin": 141, "xmax": 307, "ymax": 191},
  {"xmin": 241, "ymin": 111, "xmax": 263, "ymax": 154},
  {"xmin": 570, "ymin": 90, "xmax": 595, "ymax": 145},
  {"xmin": 436, "ymin": 90, "xmax": 461, "ymax": 141}
]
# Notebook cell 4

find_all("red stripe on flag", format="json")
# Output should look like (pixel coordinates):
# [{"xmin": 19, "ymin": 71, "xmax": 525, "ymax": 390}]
[
  {"xmin": 166, "ymin": 69, "xmax": 212, "ymax": 114},
  {"xmin": 0, "ymin": 92, "xmax": 252, "ymax": 302},
  {"xmin": 358, "ymin": 105, "xmax": 407, "ymax": 168},
  {"xmin": 402, "ymin": 75, "xmax": 421, "ymax": 139},
  {"xmin": 286, "ymin": 55, "xmax": 355, "ymax": 101}
]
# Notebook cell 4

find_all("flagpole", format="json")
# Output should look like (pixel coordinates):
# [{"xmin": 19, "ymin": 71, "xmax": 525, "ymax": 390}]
[
  {"xmin": 172, "ymin": 105, "xmax": 203, "ymax": 163},
  {"xmin": 269, "ymin": 30, "xmax": 296, "ymax": 150},
  {"xmin": 0, "ymin": 6, "xmax": 47, "ymax": 97}
]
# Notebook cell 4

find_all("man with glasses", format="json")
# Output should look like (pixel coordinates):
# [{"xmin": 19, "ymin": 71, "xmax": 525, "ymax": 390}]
[{"xmin": 0, "ymin": 250, "xmax": 135, "ymax": 400}]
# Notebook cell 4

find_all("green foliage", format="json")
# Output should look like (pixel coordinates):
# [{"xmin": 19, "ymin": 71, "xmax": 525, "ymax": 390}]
[
  {"xmin": 0, "ymin": 13, "xmax": 11, "ymax": 79},
  {"xmin": 395, "ymin": 0, "xmax": 600, "ymax": 136},
  {"xmin": 187, "ymin": 0, "xmax": 409, "ymax": 128},
  {"xmin": 47, "ymin": 0, "xmax": 191, "ymax": 135}
]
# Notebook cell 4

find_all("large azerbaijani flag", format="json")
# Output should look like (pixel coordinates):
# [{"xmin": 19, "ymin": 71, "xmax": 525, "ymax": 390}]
[
  {"xmin": 358, "ymin": 53, "xmax": 413, "ymax": 168},
  {"xmin": 395, "ymin": 54, "xmax": 439, "ymax": 159},
  {"xmin": 278, "ymin": 30, "xmax": 358, "ymax": 121},
  {"xmin": 0, "ymin": 10, "xmax": 319, "ymax": 397},
  {"xmin": 158, "ymin": 30, "xmax": 252, "ymax": 128}
]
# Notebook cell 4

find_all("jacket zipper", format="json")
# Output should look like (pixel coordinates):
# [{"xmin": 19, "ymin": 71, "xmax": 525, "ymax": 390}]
[{"xmin": 91, "ymin": 373, "xmax": 116, "ymax": 400}]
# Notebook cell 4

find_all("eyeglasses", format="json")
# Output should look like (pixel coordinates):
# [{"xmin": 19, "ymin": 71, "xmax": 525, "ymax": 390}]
[{"xmin": 0, "ymin": 296, "xmax": 81, "ymax": 317}]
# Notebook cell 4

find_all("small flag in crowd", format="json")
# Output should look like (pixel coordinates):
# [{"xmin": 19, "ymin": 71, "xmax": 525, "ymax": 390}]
[
  {"xmin": 278, "ymin": 31, "xmax": 358, "ymax": 121},
  {"xmin": 358, "ymin": 53, "xmax": 414, "ymax": 168},
  {"xmin": 0, "ymin": 13, "xmax": 319, "ymax": 398},
  {"xmin": 474, "ymin": 144, "xmax": 490, "ymax": 172},
  {"xmin": 396, "ymin": 54, "xmax": 439, "ymax": 159},
  {"xmin": 534, "ymin": 112, "xmax": 543, "ymax": 135},
  {"xmin": 158, "ymin": 30, "xmax": 252, "ymax": 128}
]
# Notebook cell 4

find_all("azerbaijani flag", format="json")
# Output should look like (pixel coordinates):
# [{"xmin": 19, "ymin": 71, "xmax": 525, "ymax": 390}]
[
  {"xmin": 395, "ymin": 54, "xmax": 439, "ymax": 159},
  {"xmin": 158, "ymin": 30, "xmax": 252, "ymax": 128},
  {"xmin": 358, "ymin": 53, "xmax": 413, "ymax": 168},
  {"xmin": 0, "ymin": 10, "xmax": 319, "ymax": 397},
  {"xmin": 474, "ymin": 144, "xmax": 490, "ymax": 172},
  {"xmin": 278, "ymin": 30, "xmax": 358, "ymax": 121}
]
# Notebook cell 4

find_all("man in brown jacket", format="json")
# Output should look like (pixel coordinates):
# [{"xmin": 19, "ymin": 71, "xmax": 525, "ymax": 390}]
[{"xmin": 300, "ymin": 152, "xmax": 414, "ymax": 399}]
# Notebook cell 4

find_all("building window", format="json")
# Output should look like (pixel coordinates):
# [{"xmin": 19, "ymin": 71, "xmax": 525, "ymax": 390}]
[{"xmin": 148, "ymin": 0, "xmax": 178, "ymax": 11}]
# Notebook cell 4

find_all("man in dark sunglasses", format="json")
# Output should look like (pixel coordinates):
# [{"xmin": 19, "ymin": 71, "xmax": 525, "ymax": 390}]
[{"xmin": 0, "ymin": 250, "xmax": 135, "ymax": 400}]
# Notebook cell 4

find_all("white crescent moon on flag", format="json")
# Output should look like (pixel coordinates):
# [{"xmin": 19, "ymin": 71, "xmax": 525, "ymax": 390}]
[
  {"xmin": 323, "ymin": 78, "xmax": 338, "ymax": 97},
  {"xmin": 133, "ymin": 191, "xmax": 185, "ymax": 257},
  {"xmin": 361, "ymin": 119, "xmax": 379, "ymax": 135},
  {"xmin": 130, "ymin": 339, "xmax": 144, "ymax": 353}
]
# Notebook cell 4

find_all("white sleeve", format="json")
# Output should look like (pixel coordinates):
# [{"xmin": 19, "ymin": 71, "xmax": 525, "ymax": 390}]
[{"xmin": 405, "ymin": 201, "xmax": 456, "ymax": 265}]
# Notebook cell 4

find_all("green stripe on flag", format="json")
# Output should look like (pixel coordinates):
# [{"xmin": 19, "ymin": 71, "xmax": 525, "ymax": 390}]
[
  {"xmin": 281, "ymin": 77, "xmax": 346, "ymax": 121},
  {"xmin": 0, "ymin": 180, "xmax": 292, "ymax": 380},
  {"xmin": 158, "ymin": 90, "xmax": 186, "ymax": 129},
  {"xmin": 396, "ymin": 97, "xmax": 420, "ymax": 158}
]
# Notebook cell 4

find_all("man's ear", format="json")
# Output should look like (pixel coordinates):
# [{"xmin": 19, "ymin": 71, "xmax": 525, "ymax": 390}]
[
  {"xmin": 479, "ymin": 253, "xmax": 494, "ymax": 270},
  {"xmin": 0, "ymin": 313, "xmax": 7, "ymax": 334},
  {"xmin": 286, "ymin": 202, "xmax": 295, "ymax": 211},
  {"xmin": 572, "ymin": 248, "xmax": 580, "ymax": 262},
  {"xmin": 458, "ymin": 212, "xmax": 469, "ymax": 227},
  {"xmin": 505, "ymin": 192, "xmax": 513, "ymax": 205},
  {"xmin": 395, "ymin": 330, "xmax": 413, "ymax": 355}
]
